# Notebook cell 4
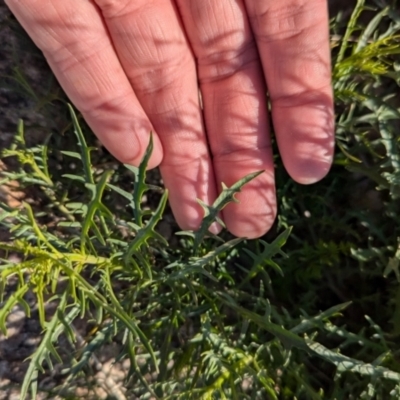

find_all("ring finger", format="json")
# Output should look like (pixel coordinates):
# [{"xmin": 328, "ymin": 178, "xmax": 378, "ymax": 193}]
[{"xmin": 176, "ymin": 0, "xmax": 277, "ymax": 238}]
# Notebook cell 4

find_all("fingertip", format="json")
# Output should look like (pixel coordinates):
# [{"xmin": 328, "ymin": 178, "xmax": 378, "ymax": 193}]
[
  {"xmin": 223, "ymin": 189, "xmax": 277, "ymax": 238},
  {"xmin": 112, "ymin": 131, "xmax": 164, "ymax": 170},
  {"xmin": 216, "ymin": 161, "xmax": 277, "ymax": 239},
  {"xmin": 286, "ymin": 153, "xmax": 333, "ymax": 185},
  {"xmin": 225, "ymin": 213, "xmax": 276, "ymax": 239},
  {"xmin": 274, "ymin": 101, "xmax": 335, "ymax": 186}
]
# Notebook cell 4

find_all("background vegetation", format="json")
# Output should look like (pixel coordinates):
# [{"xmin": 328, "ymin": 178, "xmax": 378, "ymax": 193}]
[{"xmin": 1, "ymin": 0, "xmax": 400, "ymax": 398}]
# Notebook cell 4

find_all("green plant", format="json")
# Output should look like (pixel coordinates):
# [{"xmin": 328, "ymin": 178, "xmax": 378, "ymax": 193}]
[{"xmin": 1, "ymin": 0, "xmax": 400, "ymax": 399}]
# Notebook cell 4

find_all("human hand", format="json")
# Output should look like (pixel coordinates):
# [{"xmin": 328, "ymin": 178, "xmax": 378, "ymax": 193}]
[{"xmin": 5, "ymin": 0, "xmax": 334, "ymax": 238}]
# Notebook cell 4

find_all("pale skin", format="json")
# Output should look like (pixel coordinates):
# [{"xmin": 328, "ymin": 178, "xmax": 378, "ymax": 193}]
[{"xmin": 5, "ymin": 0, "xmax": 334, "ymax": 238}]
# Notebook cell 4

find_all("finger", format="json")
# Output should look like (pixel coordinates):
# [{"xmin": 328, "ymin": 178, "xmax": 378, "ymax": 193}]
[
  {"xmin": 5, "ymin": 0, "xmax": 163, "ymax": 169},
  {"xmin": 245, "ymin": 0, "xmax": 334, "ymax": 184},
  {"xmin": 176, "ymin": 0, "xmax": 277, "ymax": 238},
  {"xmin": 93, "ymin": 0, "xmax": 218, "ymax": 231}
]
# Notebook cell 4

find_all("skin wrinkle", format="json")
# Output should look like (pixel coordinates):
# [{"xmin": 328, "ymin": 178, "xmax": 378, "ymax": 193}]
[
  {"xmin": 210, "ymin": 101, "xmax": 261, "ymax": 151},
  {"xmin": 129, "ymin": 56, "xmax": 193, "ymax": 100},
  {"xmin": 144, "ymin": 90, "xmax": 190, "ymax": 117},
  {"xmin": 162, "ymin": 149, "xmax": 209, "ymax": 168},
  {"xmin": 48, "ymin": 1, "xmax": 109, "ymax": 53},
  {"xmin": 214, "ymin": 5, "xmax": 244, "ymax": 48},
  {"xmin": 189, "ymin": 1, "xmax": 222, "ymax": 44},
  {"xmin": 139, "ymin": 90, "xmax": 203, "ymax": 147},
  {"xmin": 247, "ymin": 1, "xmax": 324, "ymax": 38},
  {"xmin": 32, "ymin": 3, "xmax": 130, "ymax": 102},
  {"xmin": 174, "ymin": 0, "xmax": 277, "ymax": 237},
  {"xmin": 214, "ymin": 144, "xmax": 273, "ymax": 161},
  {"xmin": 269, "ymin": 49, "xmax": 330, "ymax": 90},
  {"xmin": 21, "ymin": 7, "xmax": 91, "ymax": 53},
  {"xmin": 206, "ymin": 69, "xmax": 269, "ymax": 155},
  {"xmin": 242, "ymin": 0, "xmax": 333, "ymax": 187},
  {"xmin": 49, "ymin": 40, "xmax": 108, "ymax": 76},
  {"xmin": 109, "ymin": 5, "xmax": 197, "ymax": 125},
  {"xmin": 263, "ymin": 30, "xmax": 326, "ymax": 56},
  {"xmin": 197, "ymin": 42, "xmax": 259, "ymax": 83},
  {"xmin": 271, "ymin": 84, "xmax": 333, "ymax": 109},
  {"xmin": 46, "ymin": 43, "xmax": 134, "ymax": 111},
  {"xmin": 156, "ymin": 105, "xmax": 204, "ymax": 138},
  {"xmin": 104, "ymin": 0, "xmax": 213, "ymax": 192},
  {"xmin": 154, "ymin": 18, "xmax": 169, "ymax": 64},
  {"xmin": 93, "ymin": 0, "xmax": 154, "ymax": 20},
  {"xmin": 268, "ymin": 54, "xmax": 329, "ymax": 89},
  {"xmin": 5, "ymin": 0, "xmax": 165, "ymax": 172},
  {"xmin": 115, "ymin": 9, "xmax": 187, "ymax": 70},
  {"xmin": 187, "ymin": 2, "xmax": 248, "ymax": 53},
  {"xmin": 216, "ymin": 70, "xmax": 261, "ymax": 112},
  {"xmin": 175, "ymin": 1, "xmax": 275, "ymax": 237},
  {"xmin": 197, "ymin": 39, "xmax": 256, "ymax": 67},
  {"xmin": 105, "ymin": 12, "xmax": 202, "ymax": 115},
  {"xmin": 5, "ymin": 0, "xmax": 334, "ymax": 237},
  {"xmin": 79, "ymin": 91, "xmax": 135, "ymax": 121}
]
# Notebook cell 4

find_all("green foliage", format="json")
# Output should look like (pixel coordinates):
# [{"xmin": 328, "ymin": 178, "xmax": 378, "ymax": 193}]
[
  {"xmin": 1, "ymin": 0, "xmax": 400, "ymax": 398},
  {"xmin": 0, "ymin": 112, "xmax": 299, "ymax": 399}
]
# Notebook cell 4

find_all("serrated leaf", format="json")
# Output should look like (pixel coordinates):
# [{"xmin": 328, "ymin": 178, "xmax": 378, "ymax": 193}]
[
  {"xmin": 122, "ymin": 133, "xmax": 155, "ymax": 227},
  {"xmin": 81, "ymin": 170, "xmax": 113, "ymax": 252},
  {"xmin": 217, "ymin": 291, "xmax": 309, "ymax": 351},
  {"xmin": 194, "ymin": 171, "xmax": 264, "ymax": 251},
  {"xmin": 21, "ymin": 293, "xmax": 80, "ymax": 400},
  {"xmin": 167, "ymin": 238, "xmax": 243, "ymax": 283},
  {"xmin": 240, "ymin": 229, "xmax": 291, "ymax": 285},
  {"xmin": 64, "ymin": 323, "xmax": 113, "ymax": 378},
  {"xmin": 67, "ymin": 104, "xmax": 94, "ymax": 185},
  {"xmin": 307, "ymin": 340, "xmax": 400, "ymax": 382},
  {"xmin": 291, "ymin": 302, "xmax": 353, "ymax": 335},
  {"xmin": 124, "ymin": 190, "xmax": 168, "ymax": 278}
]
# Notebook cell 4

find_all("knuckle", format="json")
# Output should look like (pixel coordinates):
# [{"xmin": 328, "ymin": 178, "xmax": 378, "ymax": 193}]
[
  {"xmin": 248, "ymin": 1, "xmax": 325, "ymax": 43},
  {"xmin": 130, "ymin": 56, "xmax": 193, "ymax": 107},
  {"xmin": 49, "ymin": 41, "xmax": 100, "ymax": 74},
  {"xmin": 197, "ymin": 42, "xmax": 259, "ymax": 83},
  {"xmin": 35, "ymin": 10, "xmax": 100, "ymax": 57},
  {"xmin": 80, "ymin": 91, "xmax": 132, "ymax": 119},
  {"xmin": 93, "ymin": 0, "xmax": 139, "ymax": 18},
  {"xmin": 271, "ymin": 85, "xmax": 333, "ymax": 109}
]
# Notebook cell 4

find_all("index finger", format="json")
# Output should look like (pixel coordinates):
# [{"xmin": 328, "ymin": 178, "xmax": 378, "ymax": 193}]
[
  {"xmin": 5, "ymin": 0, "xmax": 164, "ymax": 169},
  {"xmin": 245, "ymin": 0, "xmax": 334, "ymax": 184}
]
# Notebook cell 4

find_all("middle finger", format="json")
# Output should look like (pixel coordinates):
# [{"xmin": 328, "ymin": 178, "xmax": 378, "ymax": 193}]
[{"xmin": 93, "ymin": 0, "xmax": 218, "ymax": 231}]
